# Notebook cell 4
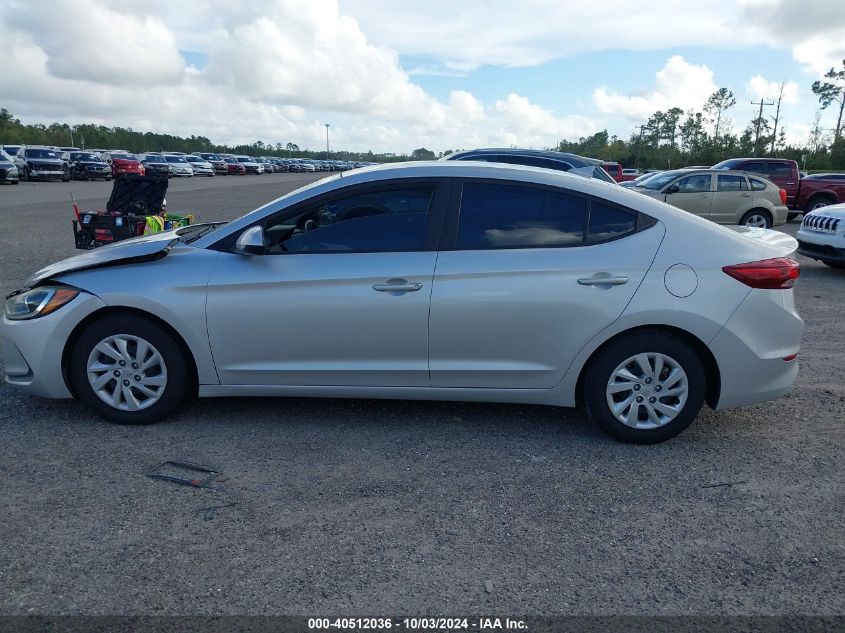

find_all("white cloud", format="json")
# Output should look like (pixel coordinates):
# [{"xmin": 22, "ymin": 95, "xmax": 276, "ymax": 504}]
[
  {"xmin": 4, "ymin": 0, "xmax": 185, "ymax": 86},
  {"xmin": 0, "ymin": 0, "xmax": 597, "ymax": 153},
  {"xmin": 592, "ymin": 56, "xmax": 718, "ymax": 121},
  {"xmin": 746, "ymin": 76, "xmax": 800, "ymax": 105}
]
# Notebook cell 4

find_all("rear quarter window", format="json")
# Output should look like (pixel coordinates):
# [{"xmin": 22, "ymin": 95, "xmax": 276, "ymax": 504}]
[
  {"xmin": 750, "ymin": 178, "xmax": 768, "ymax": 191},
  {"xmin": 587, "ymin": 202, "xmax": 636, "ymax": 243}
]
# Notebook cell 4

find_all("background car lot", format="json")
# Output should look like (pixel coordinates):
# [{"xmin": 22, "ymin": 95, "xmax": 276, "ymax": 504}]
[{"xmin": 0, "ymin": 173, "xmax": 842, "ymax": 615}]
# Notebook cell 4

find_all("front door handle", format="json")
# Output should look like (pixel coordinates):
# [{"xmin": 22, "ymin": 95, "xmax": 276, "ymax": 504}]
[
  {"xmin": 373, "ymin": 279, "xmax": 423, "ymax": 293},
  {"xmin": 578, "ymin": 275, "xmax": 629, "ymax": 286}
]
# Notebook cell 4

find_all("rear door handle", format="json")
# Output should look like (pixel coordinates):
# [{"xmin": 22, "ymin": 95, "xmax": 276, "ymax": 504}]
[
  {"xmin": 373, "ymin": 279, "xmax": 423, "ymax": 293},
  {"xmin": 578, "ymin": 275, "xmax": 629, "ymax": 286}
]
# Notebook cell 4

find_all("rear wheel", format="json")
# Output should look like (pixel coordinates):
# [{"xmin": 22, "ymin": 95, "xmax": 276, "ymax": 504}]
[
  {"xmin": 584, "ymin": 331, "xmax": 706, "ymax": 443},
  {"xmin": 69, "ymin": 314, "xmax": 191, "ymax": 425},
  {"xmin": 805, "ymin": 196, "xmax": 833, "ymax": 213},
  {"xmin": 740, "ymin": 209, "xmax": 772, "ymax": 229}
]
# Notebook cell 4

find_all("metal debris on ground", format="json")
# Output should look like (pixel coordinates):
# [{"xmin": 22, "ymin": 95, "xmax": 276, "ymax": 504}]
[{"xmin": 147, "ymin": 461, "xmax": 220, "ymax": 489}]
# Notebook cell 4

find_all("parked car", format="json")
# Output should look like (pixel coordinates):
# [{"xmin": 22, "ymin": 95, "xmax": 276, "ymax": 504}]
[
  {"xmin": 446, "ymin": 148, "xmax": 616, "ymax": 183},
  {"xmin": 1, "ymin": 162, "xmax": 802, "ymax": 444},
  {"xmin": 269, "ymin": 158, "xmax": 288, "ymax": 172},
  {"xmin": 796, "ymin": 203, "xmax": 845, "ymax": 269},
  {"xmin": 792, "ymin": 173, "xmax": 845, "ymax": 214},
  {"xmin": 236, "ymin": 156, "xmax": 263, "ymax": 174},
  {"xmin": 0, "ymin": 148, "xmax": 19, "ymax": 184},
  {"xmin": 62, "ymin": 151, "xmax": 111, "ymax": 181},
  {"xmin": 620, "ymin": 168, "xmax": 641, "ymax": 182},
  {"xmin": 192, "ymin": 153, "xmax": 228, "ymax": 175},
  {"xmin": 222, "ymin": 156, "xmax": 247, "ymax": 174},
  {"xmin": 137, "ymin": 154, "xmax": 172, "ymax": 178},
  {"xmin": 163, "ymin": 154, "xmax": 193, "ymax": 177},
  {"xmin": 14, "ymin": 146, "xmax": 68, "ymax": 182},
  {"xmin": 712, "ymin": 158, "xmax": 799, "ymax": 214},
  {"xmin": 633, "ymin": 169, "xmax": 788, "ymax": 228},
  {"xmin": 185, "ymin": 155, "xmax": 215, "ymax": 177},
  {"xmin": 602, "ymin": 162, "xmax": 624, "ymax": 182},
  {"xmin": 620, "ymin": 171, "xmax": 662, "ymax": 189},
  {"xmin": 102, "ymin": 152, "xmax": 145, "ymax": 178}
]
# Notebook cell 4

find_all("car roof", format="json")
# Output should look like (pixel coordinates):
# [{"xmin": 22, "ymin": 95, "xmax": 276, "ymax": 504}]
[{"xmin": 446, "ymin": 148, "xmax": 602, "ymax": 167}]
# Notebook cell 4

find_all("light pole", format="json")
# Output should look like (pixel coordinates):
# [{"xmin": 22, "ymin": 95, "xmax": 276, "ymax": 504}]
[{"xmin": 324, "ymin": 123, "xmax": 330, "ymax": 159}]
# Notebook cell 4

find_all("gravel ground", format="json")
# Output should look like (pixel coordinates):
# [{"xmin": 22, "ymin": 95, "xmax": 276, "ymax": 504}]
[{"xmin": 0, "ymin": 175, "xmax": 842, "ymax": 616}]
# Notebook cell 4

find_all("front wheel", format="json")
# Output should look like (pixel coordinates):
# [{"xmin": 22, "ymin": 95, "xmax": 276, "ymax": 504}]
[
  {"xmin": 740, "ymin": 209, "xmax": 772, "ymax": 229},
  {"xmin": 69, "ymin": 314, "xmax": 192, "ymax": 425},
  {"xmin": 584, "ymin": 331, "xmax": 706, "ymax": 443}
]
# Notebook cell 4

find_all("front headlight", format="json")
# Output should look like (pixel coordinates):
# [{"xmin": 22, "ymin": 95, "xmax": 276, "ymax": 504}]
[{"xmin": 5, "ymin": 286, "xmax": 80, "ymax": 320}]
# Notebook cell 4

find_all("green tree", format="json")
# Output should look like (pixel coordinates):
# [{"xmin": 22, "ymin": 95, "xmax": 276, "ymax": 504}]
[
  {"xmin": 410, "ymin": 147, "xmax": 436, "ymax": 160},
  {"xmin": 704, "ymin": 88, "xmax": 737, "ymax": 146},
  {"xmin": 812, "ymin": 59, "xmax": 845, "ymax": 141}
]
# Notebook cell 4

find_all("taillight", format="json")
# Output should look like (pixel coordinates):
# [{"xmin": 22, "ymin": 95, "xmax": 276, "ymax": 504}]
[
  {"xmin": 779, "ymin": 188, "xmax": 787, "ymax": 205},
  {"xmin": 722, "ymin": 257, "xmax": 800, "ymax": 289}
]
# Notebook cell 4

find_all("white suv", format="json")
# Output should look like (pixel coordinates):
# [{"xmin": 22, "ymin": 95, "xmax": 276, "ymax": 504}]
[{"xmin": 797, "ymin": 203, "xmax": 845, "ymax": 269}]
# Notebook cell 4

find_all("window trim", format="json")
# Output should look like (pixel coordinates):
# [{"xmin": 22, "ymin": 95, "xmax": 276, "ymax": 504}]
[
  {"xmin": 438, "ymin": 177, "xmax": 656, "ymax": 252},
  {"xmin": 210, "ymin": 177, "xmax": 452, "ymax": 255}
]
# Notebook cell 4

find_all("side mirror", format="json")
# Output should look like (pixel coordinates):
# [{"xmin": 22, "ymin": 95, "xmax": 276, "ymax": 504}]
[
  {"xmin": 234, "ymin": 225, "xmax": 266, "ymax": 255},
  {"xmin": 664, "ymin": 184, "xmax": 679, "ymax": 194}
]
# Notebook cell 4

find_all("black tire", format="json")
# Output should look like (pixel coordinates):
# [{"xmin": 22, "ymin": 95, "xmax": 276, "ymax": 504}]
[
  {"xmin": 22, "ymin": 168, "xmax": 29, "ymax": 182},
  {"xmin": 10, "ymin": 180, "xmax": 18, "ymax": 185},
  {"xmin": 823, "ymin": 260, "xmax": 845, "ymax": 270},
  {"xmin": 583, "ymin": 330, "xmax": 707, "ymax": 444},
  {"xmin": 805, "ymin": 196, "xmax": 833, "ymax": 213},
  {"xmin": 739, "ymin": 209, "xmax": 772, "ymax": 229},
  {"xmin": 787, "ymin": 212, "xmax": 799, "ymax": 221},
  {"xmin": 69, "ymin": 314, "xmax": 192, "ymax": 425}
]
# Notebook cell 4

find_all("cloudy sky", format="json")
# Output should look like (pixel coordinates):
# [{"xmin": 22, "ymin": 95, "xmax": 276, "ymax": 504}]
[{"xmin": 1, "ymin": 0, "xmax": 843, "ymax": 153}]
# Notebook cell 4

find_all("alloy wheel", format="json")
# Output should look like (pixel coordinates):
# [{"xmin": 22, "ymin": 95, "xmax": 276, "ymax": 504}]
[
  {"xmin": 86, "ymin": 334, "xmax": 168, "ymax": 411},
  {"xmin": 605, "ymin": 352, "xmax": 689, "ymax": 429},
  {"xmin": 744, "ymin": 213, "xmax": 769, "ymax": 228}
]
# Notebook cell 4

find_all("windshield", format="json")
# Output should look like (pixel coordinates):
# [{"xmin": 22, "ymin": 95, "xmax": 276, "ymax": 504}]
[
  {"xmin": 224, "ymin": 157, "xmax": 238, "ymax": 163},
  {"xmin": 70, "ymin": 152, "xmax": 101, "ymax": 161},
  {"xmin": 144, "ymin": 155, "xmax": 166, "ymax": 162},
  {"xmin": 639, "ymin": 170, "xmax": 684, "ymax": 190},
  {"xmin": 111, "ymin": 153, "xmax": 137, "ymax": 161},
  {"xmin": 237, "ymin": 157, "xmax": 253, "ymax": 163},
  {"xmin": 26, "ymin": 148, "xmax": 61, "ymax": 159},
  {"xmin": 711, "ymin": 159, "xmax": 741, "ymax": 170},
  {"xmin": 165, "ymin": 155, "xmax": 187, "ymax": 163},
  {"xmin": 185, "ymin": 156, "xmax": 202, "ymax": 162},
  {"xmin": 0, "ymin": 150, "xmax": 10, "ymax": 161},
  {"xmin": 203, "ymin": 154, "xmax": 221, "ymax": 160}
]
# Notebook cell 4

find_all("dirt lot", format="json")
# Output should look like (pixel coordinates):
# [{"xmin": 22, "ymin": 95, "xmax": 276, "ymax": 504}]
[{"xmin": 0, "ymin": 174, "xmax": 842, "ymax": 616}]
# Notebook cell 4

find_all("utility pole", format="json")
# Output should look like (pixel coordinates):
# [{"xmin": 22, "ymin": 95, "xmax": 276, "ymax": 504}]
[
  {"xmin": 325, "ymin": 124, "xmax": 330, "ymax": 159},
  {"xmin": 769, "ymin": 82, "xmax": 786, "ymax": 155},
  {"xmin": 635, "ymin": 124, "xmax": 649, "ymax": 170},
  {"xmin": 751, "ymin": 98, "xmax": 774, "ymax": 156}
]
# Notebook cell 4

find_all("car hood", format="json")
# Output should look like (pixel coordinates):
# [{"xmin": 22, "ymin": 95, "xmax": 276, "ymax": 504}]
[
  {"xmin": 24, "ymin": 231, "xmax": 179, "ymax": 288},
  {"xmin": 27, "ymin": 158, "xmax": 63, "ymax": 166},
  {"xmin": 804, "ymin": 204, "xmax": 845, "ymax": 219}
]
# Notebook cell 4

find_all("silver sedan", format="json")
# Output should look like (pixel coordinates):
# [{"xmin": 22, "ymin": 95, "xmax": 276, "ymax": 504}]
[{"xmin": 0, "ymin": 162, "xmax": 803, "ymax": 443}]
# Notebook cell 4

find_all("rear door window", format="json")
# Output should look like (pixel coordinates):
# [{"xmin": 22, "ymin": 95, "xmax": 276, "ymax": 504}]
[
  {"xmin": 456, "ymin": 182, "xmax": 586, "ymax": 249},
  {"xmin": 768, "ymin": 163, "xmax": 794, "ymax": 179},
  {"xmin": 717, "ymin": 175, "xmax": 748, "ymax": 191},
  {"xmin": 741, "ymin": 162, "xmax": 768, "ymax": 176}
]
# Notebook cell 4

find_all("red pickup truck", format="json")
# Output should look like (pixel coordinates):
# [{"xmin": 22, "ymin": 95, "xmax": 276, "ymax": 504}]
[
  {"xmin": 792, "ymin": 174, "xmax": 845, "ymax": 212},
  {"xmin": 601, "ymin": 162, "xmax": 623, "ymax": 183}
]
